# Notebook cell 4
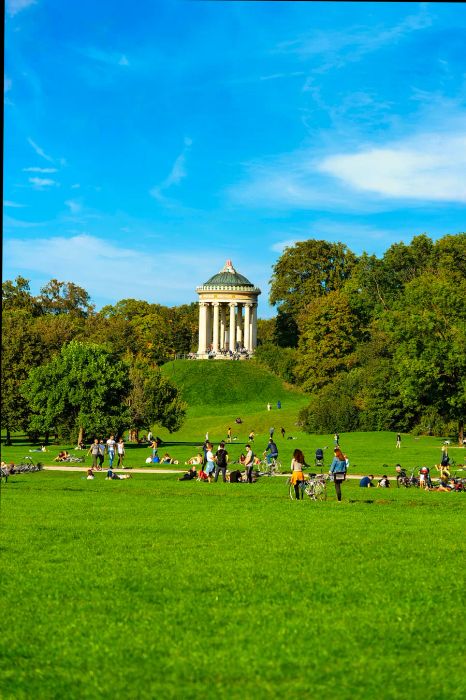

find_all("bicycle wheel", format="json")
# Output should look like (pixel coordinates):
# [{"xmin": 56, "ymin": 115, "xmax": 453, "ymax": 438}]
[
  {"xmin": 313, "ymin": 481, "xmax": 327, "ymax": 501},
  {"xmin": 304, "ymin": 481, "xmax": 316, "ymax": 500},
  {"xmin": 288, "ymin": 479, "xmax": 302, "ymax": 500}
]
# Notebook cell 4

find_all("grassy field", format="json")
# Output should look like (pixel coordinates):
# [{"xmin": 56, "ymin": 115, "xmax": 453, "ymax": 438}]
[
  {"xmin": 1, "ymin": 471, "xmax": 465, "ymax": 699},
  {"xmin": 2, "ymin": 361, "xmax": 464, "ymax": 478}
]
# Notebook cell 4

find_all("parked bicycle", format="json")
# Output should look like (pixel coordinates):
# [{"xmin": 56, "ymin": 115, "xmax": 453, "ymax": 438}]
[{"xmin": 288, "ymin": 472, "xmax": 328, "ymax": 501}]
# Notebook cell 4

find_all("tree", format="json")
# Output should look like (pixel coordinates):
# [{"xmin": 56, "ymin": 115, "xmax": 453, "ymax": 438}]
[
  {"xmin": 1, "ymin": 310, "xmax": 46, "ymax": 444},
  {"xmin": 22, "ymin": 341, "xmax": 131, "ymax": 443},
  {"xmin": 269, "ymin": 239, "xmax": 358, "ymax": 321},
  {"xmin": 37, "ymin": 279, "xmax": 94, "ymax": 317},
  {"xmin": 386, "ymin": 272, "xmax": 466, "ymax": 443},
  {"xmin": 127, "ymin": 359, "xmax": 186, "ymax": 439},
  {"xmin": 2, "ymin": 276, "xmax": 39, "ymax": 315},
  {"xmin": 295, "ymin": 290, "xmax": 364, "ymax": 393}
]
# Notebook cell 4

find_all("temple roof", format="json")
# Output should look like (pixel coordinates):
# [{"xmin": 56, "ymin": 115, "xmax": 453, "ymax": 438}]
[{"xmin": 202, "ymin": 260, "xmax": 255, "ymax": 288}]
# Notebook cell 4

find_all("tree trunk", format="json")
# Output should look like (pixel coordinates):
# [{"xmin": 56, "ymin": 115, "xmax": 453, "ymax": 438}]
[
  {"xmin": 44, "ymin": 431, "xmax": 50, "ymax": 446},
  {"xmin": 5, "ymin": 426, "xmax": 12, "ymax": 446},
  {"xmin": 459, "ymin": 419, "xmax": 464, "ymax": 447},
  {"xmin": 78, "ymin": 426, "xmax": 84, "ymax": 447}
]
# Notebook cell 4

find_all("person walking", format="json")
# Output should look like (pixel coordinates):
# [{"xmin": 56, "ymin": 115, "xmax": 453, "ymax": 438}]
[
  {"xmin": 227, "ymin": 427, "xmax": 232, "ymax": 443},
  {"xmin": 396, "ymin": 433, "xmax": 401, "ymax": 449},
  {"xmin": 106, "ymin": 434, "xmax": 117, "ymax": 468},
  {"xmin": 117, "ymin": 438, "xmax": 125, "ymax": 467},
  {"xmin": 281, "ymin": 427, "xmax": 286, "ymax": 439},
  {"xmin": 267, "ymin": 402, "xmax": 271, "ymax": 411},
  {"xmin": 214, "ymin": 442, "xmax": 229, "ymax": 483},
  {"xmin": 244, "ymin": 444, "xmax": 255, "ymax": 483},
  {"xmin": 329, "ymin": 447, "xmax": 347, "ymax": 502},
  {"xmin": 290, "ymin": 449, "xmax": 306, "ymax": 500},
  {"xmin": 87, "ymin": 439, "xmax": 100, "ymax": 469},
  {"xmin": 97, "ymin": 439, "xmax": 105, "ymax": 469},
  {"xmin": 269, "ymin": 426, "xmax": 275, "ymax": 439},
  {"xmin": 248, "ymin": 430, "xmax": 255, "ymax": 443}
]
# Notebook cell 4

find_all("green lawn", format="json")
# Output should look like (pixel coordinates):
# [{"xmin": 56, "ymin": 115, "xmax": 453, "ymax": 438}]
[{"xmin": 1, "ymin": 471, "xmax": 464, "ymax": 699}]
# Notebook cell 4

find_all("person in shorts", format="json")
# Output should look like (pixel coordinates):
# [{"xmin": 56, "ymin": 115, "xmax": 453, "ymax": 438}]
[{"xmin": 205, "ymin": 442, "xmax": 215, "ymax": 483}]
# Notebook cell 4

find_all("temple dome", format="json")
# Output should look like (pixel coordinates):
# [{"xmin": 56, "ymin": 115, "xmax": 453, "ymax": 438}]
[{"xmin": 200, "ymin": 260, "xmax": 256, "ymax": 289}]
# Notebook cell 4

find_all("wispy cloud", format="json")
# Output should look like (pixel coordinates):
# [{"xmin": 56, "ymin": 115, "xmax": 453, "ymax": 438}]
[
  {"xmin": 23, "ymin": 166, "xmax": 58, "ymax": 173},
  {"xmin": 79, "ymin": 47, "xmax": 130, "ymax": 67},
  {"xmin": 4, "ymin": 201, "xmax": 26, "ymax": 208},
  {"xmin": 150, "ymin": 137, "xmax": 193, "ymax": 204},
  {"xmin": 6, "ymin": 0, "xmax": 36, "ymax": 17},
  {"xmin": 64, "ymin": 200, "xmax": 82, "ymax": 214},
  {"xmin": 4, "ymin": 76, "xmax": 12, "ymax": 93},
  {"xmin": 29, "ymin": 177, "xmax": 58, "ymax": 190},
  {"xmin": 277, "ymin": 5, "xmax": 432, "ymax": 73},
  {"xmin": 27, "ymin": 138, "xmax": 55, "ymax": 163}
]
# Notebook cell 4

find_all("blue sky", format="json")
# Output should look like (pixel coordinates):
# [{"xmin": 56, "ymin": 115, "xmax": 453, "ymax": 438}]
[{"xmin": 4, "ymin": 1, "xmax": 466, "ymax": 318}]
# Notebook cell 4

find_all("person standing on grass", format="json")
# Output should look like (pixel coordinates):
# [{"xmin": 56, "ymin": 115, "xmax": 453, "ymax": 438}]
[
  {"xmin": 290, "ymin": 449, "xmax": 306, "ymax": 500},
  {"xmin": 396, "ymin": 433, "xmax": 401, "ymax": 448},
  {"xmin": 329, "ymin": 447, "xmax": 347, "ymax": 502},
  {"xmin": 106, "ymin": 434, "xmax": 117, "ymax": 468},
  {"xmin": 98, "ymin": 439, "xmax": 105, "ymax": 469},
  {"xmin": 281, "ymin": 427, "xmax": 286, "ymax": 439},
  {"xmin": 214, "ymin": 441, "xmax": 229, "ymax": 483},
  {"xmin": 205, "ymin": 442, "xmax": 215, "ymax": 483},
  {"xmin": 227, "ymin": 427, "xmax": 232, "ymax": 443},
  {"xmin": 87, "ymin": 439, "xmax": 100, "ymax": 469},
  {"xmin": 244, "ymin": 444, "xmax": 255, "ymax": 483},
  {"xmin": 248, "ymin": 430, "xmax": 255, "ymax": 442},
  {"xmin": 117, "ymin": 438, "xmax": 125, "ymax": 467}
]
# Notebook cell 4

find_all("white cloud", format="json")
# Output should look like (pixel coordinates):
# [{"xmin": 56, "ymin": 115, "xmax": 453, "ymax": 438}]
[
  {"xmin": 27, "ymin": 138, "xmax": 55, "ymax": 163},
  {"xmin": 6, "ymin": 0, "xmax": 36, "ymax": 17},
  {"xmin": 80, "ymin": 47, "xmax": 130, "ymax": 67},
  {"xmin": 29, "ymin": 177, "xmax": 57, "ymax": 190},
  {"xmin": 3, "ymin": 201, "xmax": 26, "ymax": 208},
  {"xmin": 23, "ymin": 166, "xmax": 58, "ymax": 173},
  {"xmin": 71, "ymin": 183, "xmax": 81, "ymax": 189},
  {"xmin": 318, "ymin": 132, "xmax": 466, "ymax": 203},
  {"xmin": 4, "ymin": 76, "xmax": 12, "ymax": 93},
  {"xmin": 150, "ymin": 137, "xmax": 193, "ymax": 203},
  {"xmin": 64, "ymin": 200, "xmax": 82, "ymax": 214}
]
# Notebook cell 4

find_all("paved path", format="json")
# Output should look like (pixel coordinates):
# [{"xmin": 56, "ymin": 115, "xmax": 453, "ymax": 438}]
[{"xmin": 43, "ymin": 466, "xmax": 366, "ymax": 479}]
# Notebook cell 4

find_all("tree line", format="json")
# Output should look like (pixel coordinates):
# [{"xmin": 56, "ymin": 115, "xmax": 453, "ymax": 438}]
[
  {"xmin": 253, "ymin": 232, "xmax": 466, "ymax": 443},
  {"xmin": 2, "ymin": 231, "xmax": 465, "ymax": 445}
]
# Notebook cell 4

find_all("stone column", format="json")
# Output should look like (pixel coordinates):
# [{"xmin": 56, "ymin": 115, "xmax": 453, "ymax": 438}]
[
  {"xmin": 220, "ymin": 304, "xmax": 226, "ymax": 350},
  {"xmin": 229, "ymin": 303, "xmax": 236, "ymax": 351},
  {"xmin": 206, "ymin": 303, "xmax": 212, "ymax": 351},
  {"xmin": 212, "ymin": 303, "xmax": 220, "ymax": 352},
  {"xmin": 251, "ymin": 303, "xmax": 258, "ymax": 351},
  {"xmin": 236, "ymin": 304, "xmax": 243, "ymax": 348},
  {"xmin": 244, "ymin": 303, "xmax": 251, "ymax": 352},
  {"xmin": 198, "ymin": 302, "xmax": 207, "ymax": 355}
]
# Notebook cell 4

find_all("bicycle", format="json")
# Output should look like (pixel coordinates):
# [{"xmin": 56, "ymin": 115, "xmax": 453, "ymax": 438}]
[
  {"xmin": 258, "ymin": 456, "xmax": 281, "ymax": 477},
  {"xmin": 288, "ymin": 472, "xmax": 328, "ymax": 501},
  {"xmin": 13, "ymin": 457, "xmax": 44, "ymax": 474}
]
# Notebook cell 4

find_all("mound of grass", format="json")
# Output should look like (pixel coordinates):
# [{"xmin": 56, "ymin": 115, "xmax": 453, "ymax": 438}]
[{"xmin": 161, "ymin": 359, "xmax": 303, "ymax": 409}]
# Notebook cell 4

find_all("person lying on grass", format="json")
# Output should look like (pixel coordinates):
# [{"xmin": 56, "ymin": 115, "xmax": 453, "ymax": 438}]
[
  {"xmin": 160, "ymin": 453, "xmax": 179, "ymax": 464},
  {"xmin": 179, "ymin": 466, "xmax": 197, "ymax": 481},
  {"xmin": 185, "ymin": 453, "xmax": 203, "ymax": 466},
  {"xmin": 106, "ymin": 469, "xmax": 132, "ymax": 480},
  {"xmin": 54, "ymin": 451, "xmax": 70, "ymax": 462}
]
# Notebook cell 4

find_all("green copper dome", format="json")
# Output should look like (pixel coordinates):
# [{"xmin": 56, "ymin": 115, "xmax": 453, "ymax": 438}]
[{"xmin": 202, "ymin": 260, "xmax": 254, "ymax": 288}]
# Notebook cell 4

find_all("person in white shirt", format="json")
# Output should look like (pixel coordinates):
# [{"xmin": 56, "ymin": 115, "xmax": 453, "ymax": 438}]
[
  {"xmin": 106, "ymin": 435, "xmax": 117, "ymax": 468},
  {"xmin": 205, "ymin": 442, "xmax": 215, "ymax": 483},
  {"xmin": 117, "ymin": 438, "xmax": 125, "ymax": 467}
]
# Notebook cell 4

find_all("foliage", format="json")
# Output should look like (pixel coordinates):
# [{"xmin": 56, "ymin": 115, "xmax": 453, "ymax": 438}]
[
  {"xmin": 36, "ymin": 279, "xmax": 94, "ymax": 317},
  {"xmin": 127, "ymin": 359, "xmax": 187, "ymax": 434},
  {"xmin": 1, "ymin": 310, "xmax": 46, "ymax": 444},
  {"xmin": 253, "ymin": 343, "xmax": 298, "ymax": 384},
  {"xmin": 22, "ymin": 341, "xmax": 131, "ymax": 442}
]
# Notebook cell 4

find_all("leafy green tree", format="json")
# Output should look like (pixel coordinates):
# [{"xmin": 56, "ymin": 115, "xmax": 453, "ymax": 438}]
[
  {"xmin": 127, "ymin": 359, "xmax": 186, "ymax": 439},
  {"xmin": 1, "ymin": 310, "xmax": 46, "ymax": 444},
  {"xmin": 269, "ymin": 239, "xmax": 358, "ymax": 321},
  {"xmin": 387, "ymin": 272, "xmax": 466, "ymax": 443},
  {"xmin": 253, "ymin": 343, "xmax": 298, "ymax": 384},
  {"xmin": 2, "ymin": 276, "xmax": 39, "ymax": 315},
  {"xmin": 22, "ymin": 341, "xmax": 131, "ymax": 444},
  {"xmin": 37, "ymin": 279, "xmax": 94, "ymax": 317},
  {"xmin": 295, "ymin": 290, "xmax": 364, "ymax": 393}
]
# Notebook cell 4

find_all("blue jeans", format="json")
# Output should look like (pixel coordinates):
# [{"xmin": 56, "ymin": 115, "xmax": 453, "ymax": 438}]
[
  {"xmin": 266, "ymin": 453, "xmax": 278, "ymax": 465},
  {"xmin": 108, "ymin": 450, "xmax": 115, "ymax": 467}
]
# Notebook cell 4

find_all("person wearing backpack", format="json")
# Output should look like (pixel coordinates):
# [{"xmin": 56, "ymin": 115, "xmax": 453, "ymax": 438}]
[{"xmin": 214, "ymin": 442, "xmax": 229, "ymax": 482}]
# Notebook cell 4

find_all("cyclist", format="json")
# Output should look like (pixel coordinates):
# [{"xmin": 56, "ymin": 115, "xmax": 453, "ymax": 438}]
[{"xmin": 264, "ymin": 437, "xmax": 279, "ymax": 468}]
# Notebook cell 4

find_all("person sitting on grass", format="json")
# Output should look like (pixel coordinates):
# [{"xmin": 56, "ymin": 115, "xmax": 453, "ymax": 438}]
[
  {"xmin": 54, "ymin": 450, "xmax": 70, "ymax": 462},
  {"xmin": 86, "ymin": 469, "xmax": 95, "ymax": 480},
  {"xmin": 359, "ymin": 475, "xmax": 375, "ymax": 488},
  {"xmin": 185, "ymin": 453, "xmax": 203, "ymax": 466},
  {"xmin": 161, "ymin": 453, "xmax": 179, "ymax": 464},
  {"xmin": 377, "ymin": 475, "xmax": 390, "ymax": 488},
  {"xmin": 229, "ymin": 469, "xmax": 243, "ymax": 483},
  {"xmin": 179, "ymin": 466, "xmax": 197, "ymax": 481}
]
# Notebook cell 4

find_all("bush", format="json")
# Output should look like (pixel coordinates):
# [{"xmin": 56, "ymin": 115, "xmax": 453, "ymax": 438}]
[
  {"xmin": 253, "ymin": 344, "xmax": 298, "ymax": 384},
  {"xmin": 299, "ymin": 385, "xmax": 360, "ymax": 433}
]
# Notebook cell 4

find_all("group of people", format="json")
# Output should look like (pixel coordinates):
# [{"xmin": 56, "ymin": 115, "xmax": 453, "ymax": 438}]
[{"xmin": 86, "ymin": 435, "xmax": 126, "ymax": 469}]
